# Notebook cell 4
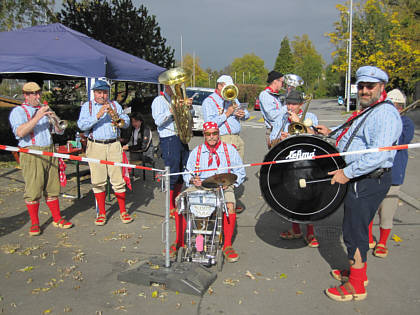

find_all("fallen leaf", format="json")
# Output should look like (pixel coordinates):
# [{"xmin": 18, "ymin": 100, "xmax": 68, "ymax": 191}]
[
  {"xmin": 151, "ymin": 290, "xmax": 159, "ymax": 298},
  {"xmin": 112, "ymin": 288, "xmax": 128, "ymax": 296},
  {"xmin": 138, "ymin": 292, "xmax": 146, "ymax": 298},
  {"xmin": 223, "ymin": 278, "xmax": 239, "ymax": 286},
  {"xmin": 142, "ymin": 225, "xmax": 151, "ymax": 230},
  {"xmin": 207, "ymin": 287, "xmax": 214, "ymax": 295},
  {"xmin": 64, "ymin": 306, "xmax": 72, "ymax": 312},
  {"xmin": 26, "ymin": 278, "xmax": 33, "ymax": 284},
  {"xmin": 392, "ymin": 234, "xmax": 403, "ymax": 242},
  {"xmin": 279, "ymin": 273, "xmax": 287, "ymax": 279},
  {"xmin": 296, "ymin": 290, "xmax": 304, "ymax": 295},
  {"xmin": 176, "ymin": 303, "xmax": 182, "ymax": 309},
  {"xmin": 17, "ymin": 266, "xmax": 34, "ymax": 272},
  {"xmin": 245, "ymin": 270, "xmax": 256, "ymax": 280},
  {"xmin": 43, "ymin": 309, "xmax": 52, "ymax": 314}
]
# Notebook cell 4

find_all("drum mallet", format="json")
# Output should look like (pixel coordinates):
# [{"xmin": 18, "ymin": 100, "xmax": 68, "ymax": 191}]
[{"xmin": 299, "ymin": 177, "xmax": 332, "ymax": 188}]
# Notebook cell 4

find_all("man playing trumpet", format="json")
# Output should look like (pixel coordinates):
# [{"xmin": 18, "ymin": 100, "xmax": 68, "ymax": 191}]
[
  {"xmin": 202, "ymin": 75, "xmax": 249, "ymax": 161},
  {"xmin": 77, "ymin": 80, "xmax": 131, "ymax": 226},
  {"xmin": 9, "ymin": 82, "xmax": 73, "ymax": 236}
]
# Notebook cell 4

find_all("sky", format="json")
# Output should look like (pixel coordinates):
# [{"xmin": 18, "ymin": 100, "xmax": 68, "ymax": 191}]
[{"xmin": 57, "ymin": 0, "xmax": 349, "ymax": 71}]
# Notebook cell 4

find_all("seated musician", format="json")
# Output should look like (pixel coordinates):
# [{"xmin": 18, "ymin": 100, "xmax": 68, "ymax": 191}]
[
  {"xmin": 121, "ymin": 112, "xmax": 153, "ymax": 163},
  {"xmin": 177, "ymin": 121, "xmax": 246, "ymax": 262},
  {"xmin": 270, "ymin": 90, "xmax": 320, "ymax": 248}
]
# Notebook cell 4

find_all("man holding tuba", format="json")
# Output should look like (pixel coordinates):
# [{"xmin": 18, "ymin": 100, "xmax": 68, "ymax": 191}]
[
  {"xmin": 202, "ymin": 75, "xmax": 249, "ymax": 161},
  {"xmin": 77, "ymin": 79, "xmax": 132, "ymax": 226},
  {"xmin": 151, "ymin": 79, "xmax": 192, "ymax": 218},
  {"xmin": 9, "ymin": 82, "xmax": 73, "ymax": 236}
]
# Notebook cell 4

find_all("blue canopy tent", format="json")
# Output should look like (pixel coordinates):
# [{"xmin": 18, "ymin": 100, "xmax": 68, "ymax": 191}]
[{"xmin": 0, "ymin": 23, "xmax": 165, "ymax": 83}]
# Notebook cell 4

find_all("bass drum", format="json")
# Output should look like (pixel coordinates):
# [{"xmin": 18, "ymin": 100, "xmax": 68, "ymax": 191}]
[{"xmin": 259, "ymin": 135, "xmax": 347, "ymax": 223}]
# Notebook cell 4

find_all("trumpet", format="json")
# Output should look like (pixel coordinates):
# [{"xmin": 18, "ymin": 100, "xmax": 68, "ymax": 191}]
[
  {"xmin": 38, "ymin": 101, "xmax": 68, "ymax": 132},
  {"xmin": 106, "ymin": 102, "xmax": 125, "ymax": 128}
]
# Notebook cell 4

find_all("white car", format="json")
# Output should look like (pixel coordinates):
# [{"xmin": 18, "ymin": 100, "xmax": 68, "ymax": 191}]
[{"xmin": 186, "ymin": 87, "xmax": 213, "ymax": 132}]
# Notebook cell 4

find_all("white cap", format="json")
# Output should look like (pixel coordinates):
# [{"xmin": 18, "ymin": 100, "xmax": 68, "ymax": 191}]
[
  {"xmin": 387, "ymin": 89, "xmax": 406, "ymax": 105},
  {"xmin": 216, "ymin": 75, "xmax": 234, "ymax": 85}
]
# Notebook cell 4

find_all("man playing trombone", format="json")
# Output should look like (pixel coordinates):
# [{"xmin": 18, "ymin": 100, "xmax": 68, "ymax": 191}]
[
  {"xmin": 9, "ymin": 82, "xmax": 73, "ymax": 236},
  {"xmin": 202, "ymin": 75, "xmax": 249, "ymax": 161}
]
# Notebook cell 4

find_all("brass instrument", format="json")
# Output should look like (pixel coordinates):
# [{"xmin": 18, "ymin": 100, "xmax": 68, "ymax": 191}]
[
  {"xmin": 38, "ymin": 101, "xmax": 68, "ymax": 132},
  {"xmin": 288, "ymin": 94, "xmax": 313, "ymax": 135},
  {"xmin": 106, "ymin": 102, "xmax": 125, "ymax": 128},
  {"xmin": 400, "ymin": 99, "xmax": 419, "ymax": 116},
  {"xmin": 158, "ymin": 67, "xmax": 193, "ymax": 144},
  {"xmin": 221, "ymin": 84, "xmax": 239, "ymax": 101}
]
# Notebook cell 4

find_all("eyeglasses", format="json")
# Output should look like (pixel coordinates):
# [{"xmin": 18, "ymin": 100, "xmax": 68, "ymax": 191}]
[
  {"xmin": 25, "ymin": 91, "xmax": 41, "ymax": 95},
  {"xmin": 204, "ymin": 131, "xmax": 219, "ymax": 136},
  {"xmin": 357, "ymin": 83, "xmax": 377, "ymax": 90}
]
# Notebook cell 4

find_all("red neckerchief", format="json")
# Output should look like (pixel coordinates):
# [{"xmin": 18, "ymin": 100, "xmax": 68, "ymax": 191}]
[
  {"xmin": 205, "ymin": 140, "xmax": 222, "ymax": 167},
  {"xmin": 336, "ymin": 90, "xmax": 387, "ymax": 146},
  {"xmin": 265, "ymin": 86, "xmax": 279, "ymax": 94},
  {"xmin": 288, "ymin": 109, "xmax": 303, "ymax": 122},
  {"xmin": 215, "ymin": 89, "xmax": 222, "ymax": 98}
]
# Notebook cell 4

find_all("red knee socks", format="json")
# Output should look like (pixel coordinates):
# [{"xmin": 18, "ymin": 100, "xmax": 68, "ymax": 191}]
[
  {"xmin": 349, "ymin": 265, "xmax": 367, "ymax": 293},
  {"xmin": 175, "ymin": 213, "xmax": 186, "ymax": 247},
  {"xmin": 306, "ymin": 224, "xmax": 314, "ymax": 236},
  {"xmin": 169, "ymin": 190, "xmax": 175, "ymax": 211},
  {"xmin": 46, "ymin": 198, "xmax": 61, "ymax": 222},
  {"xmin": 26, "ymin": 202, "xmax": 40, "ymax": 226},
  {"xmin": 292, "ymin": 222, "xmax": 301, "ymax": 234},
  {"xmin": 223, "ymin": 213, "xmax": 236, "ymax": 249},
  {"xmin": 368, "ymin": 221, "xmax": 374, "ymax": 244},
  {"xmin": 379, "ymin": 227, "xmax": 391, "ymax": 246},
  {"xmin": 94, "ymin": 192, "xmax": 106, "ymax": 215},
  {"xmin": 114, "ymin": 192, "xmax": 126, "ymax": 213}
]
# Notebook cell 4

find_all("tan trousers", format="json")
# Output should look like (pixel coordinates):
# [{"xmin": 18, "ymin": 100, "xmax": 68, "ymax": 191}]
[
  {"xmin": 86, "ymin": 141, "xmax": 125, "ymax": 194},
  {"xmin": 20, "ymin": 145, "xmax": 60, "ymax": 202},
  {"xmin": 220, "ymin": 134, "xmax": 245, "ymax": 161},
  {"xmin": 378, "ymin": 185, "xmax": 400, "ymax": 229}
]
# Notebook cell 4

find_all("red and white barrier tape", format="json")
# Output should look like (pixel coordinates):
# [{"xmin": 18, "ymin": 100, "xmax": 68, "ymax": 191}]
[
  {"xmin": 0, "ymin": 145, "xmax": 163, "ymax": 173},
  {"xmin": 1, "ymin": 142, "xmax": 419, "ymax": 177}
]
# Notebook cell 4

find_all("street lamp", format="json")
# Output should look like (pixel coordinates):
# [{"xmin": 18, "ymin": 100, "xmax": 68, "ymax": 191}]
[{"xmin": 346, "ymin": 0, "xmax": 353, "ymax": 112}]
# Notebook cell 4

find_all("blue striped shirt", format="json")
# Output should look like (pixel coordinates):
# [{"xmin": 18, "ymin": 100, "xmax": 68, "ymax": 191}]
[
  {"xmin": 258, "ymin": 89, "xmax": 287, "ymax": 129},
  {"xmin": 9, "ymin": 105, "xmax": 53, "ymax": 147},
  {"xmin": 202, "ymin": 92, "xmax": 249, "ymax": 135},
  {"xmin": 151, "ymin": 93, "xmax": 176, "ymax": 138},
  {"xmin": 77, "ymin": 100, "xmax": 130, "ymax": 140},
  {"xmin": 333, "ymin": 102, "xmax": 402, "ymax": 178},
  {"xmin": 184, "ymin": 142, "xmax": 245, "ymax": 187}
]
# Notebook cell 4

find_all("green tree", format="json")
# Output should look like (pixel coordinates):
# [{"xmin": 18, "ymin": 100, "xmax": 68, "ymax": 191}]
[
  {"xmin": 230, "ymin": 53, "xmax": 268, "ymax": 85},
  {"xmin": 326, "ymin": 0, "xmax": 419, "ymax": 94},
  {"xmin": 291, "ymin": 35, "xmax": 324, "ymax": 95},
  {"xmin": 0, "ymin": 0, "xmax": 55, "ymax": 31},
  {"xmin": 274, "ymin": 36, "xmax": 294, "ymax": 74}
]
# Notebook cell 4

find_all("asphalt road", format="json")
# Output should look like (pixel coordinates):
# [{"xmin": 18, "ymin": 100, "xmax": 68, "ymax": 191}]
[{"xmin": 0, "ymin": 99, "xmax": 419, "ymax": 314}]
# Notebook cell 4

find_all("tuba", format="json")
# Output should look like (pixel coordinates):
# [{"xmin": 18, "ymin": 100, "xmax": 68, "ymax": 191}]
[
  {"xmin": 158, "ymin": 67, "xmax": 193, "ymax": 144},
  {"xmin": 288, "ymin": 94, "xmax": 313, "ymax": 135}
]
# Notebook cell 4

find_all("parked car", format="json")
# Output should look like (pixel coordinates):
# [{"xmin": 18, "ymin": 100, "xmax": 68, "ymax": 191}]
[
  {"xmin": 186, "ymin": 87, "xmax": 213, "ymax": 132},
  {"xmin": 254, "ymin": 98, "xmax": 261, "ymax": 111}
]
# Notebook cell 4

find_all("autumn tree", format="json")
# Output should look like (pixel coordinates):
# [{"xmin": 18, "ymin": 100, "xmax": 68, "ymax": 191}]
[
  {"xmin": 230, "ymin": 53, "xmax": 268, "ymax": 85},
  {"xmin": 274, "ymin": 36, "xmax": 294, "ymax": 74},
  {"xmin": 326, "ymin": 0, "xmax": 419, "ymax": 94},
  {"xmin": 0, "ymin": 0, "xmax": 55, "ymax": 31}
]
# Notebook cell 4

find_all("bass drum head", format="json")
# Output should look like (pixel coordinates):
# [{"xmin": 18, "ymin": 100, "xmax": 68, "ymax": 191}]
[{"xmin": 259, "ymin": 135, "xmax": 347, "ymax": 223}]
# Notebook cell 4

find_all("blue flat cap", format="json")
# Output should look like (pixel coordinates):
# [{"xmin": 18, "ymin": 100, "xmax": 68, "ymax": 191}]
[
  {"xmin": 92, "ymin": 79, "xmax": 110, "ymax": 90},
  {"xmin": 356, "ymin": 66, "xmax": 388, "ymax": 84}
]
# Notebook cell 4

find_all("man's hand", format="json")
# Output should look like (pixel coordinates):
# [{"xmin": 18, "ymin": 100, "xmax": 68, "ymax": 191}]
[
  {"xmin": 315, "ymin": 124, "xmax": 331, "ymax": 136},
  {"xmin": 122, "ymin": 145, "xmax": 129, "ymax": 151},
  {"xmin": 34, "ymin": 105, "xmax": 50, "ymax": 120},
  {"xmin": 234, "ymin": 108, "xmax": 245, "ymax": 119},
  {"xmin": 97, "ymin": 103, "xmax": 110, "ymax": 120},
  {"xmin": 192, "ymin": 175, "xmax": 202, "ymax": 187},
  {"xmin": 280, "ymin": 131, "xmax": 289, "ymax": 140},
  {"xmin": 288, "ymin": 110, "xmax": 300, "ymax": 123},
  {"xmin": 225, "ymin": 105, "xmax": 235, "ymax": 117},
  {"xmin": 328, "ymin": 169, "xmax": 350, "ymax": 185}
]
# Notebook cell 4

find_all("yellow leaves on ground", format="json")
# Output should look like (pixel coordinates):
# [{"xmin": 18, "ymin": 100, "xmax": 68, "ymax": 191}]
[{"xmin": 392, "ymin": 234, "xmax": 403, "ymax": 242}]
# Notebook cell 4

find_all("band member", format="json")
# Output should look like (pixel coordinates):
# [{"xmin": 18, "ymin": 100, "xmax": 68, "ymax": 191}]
[
  {"xmin": 179, "ymin": 122, "xmax": 246, "ymax": 262},
  {"xmin": 272, "ymin": 90, "xmax": 319, "ymax": 247},
  {"xmin": 151, "ymin": 85, "xmax": 191, "ymax": 217},
  {"xmin": 77, "ymin": 80, "xmax": 132, "ymax": 226},
  {"xmin": 369, "ymin": 89, "xmax": 414, "ymax": 258},
  {"xmin": 316, "ymin": 66, "xmax": 402, "ymax": 301},
  {"xmin": 9, "ymin": 82, "xmax": 73, "ymax": 236},
  {"xmin": 202, "ymin": 75, "xmax": 250, "ymax": 161},
  {"xmin": 258, "ymin": 71, "xmax": 287, "ymax": 148}
]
